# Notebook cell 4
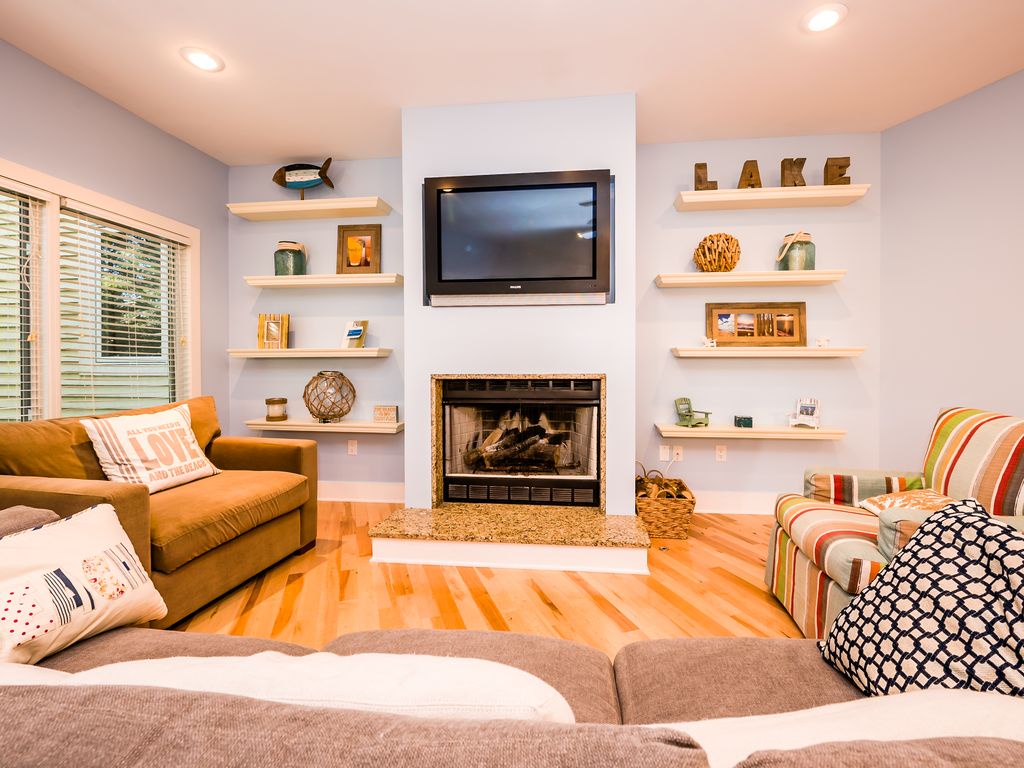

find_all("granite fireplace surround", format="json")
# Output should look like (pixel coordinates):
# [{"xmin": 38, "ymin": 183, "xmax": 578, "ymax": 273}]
[{"xmin": 369, "ymin": 375, "xmax": 649, "ymax": 566}]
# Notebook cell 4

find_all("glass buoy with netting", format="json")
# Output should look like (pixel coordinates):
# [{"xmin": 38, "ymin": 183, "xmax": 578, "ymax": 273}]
[{"xmin": 302, "ymin": 370, "xmax": 356, "ymax": 423}]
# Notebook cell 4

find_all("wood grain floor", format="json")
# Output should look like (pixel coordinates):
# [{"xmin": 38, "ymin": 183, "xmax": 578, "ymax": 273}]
[{"xmin": 177, "ymin": 502, "xmax": 801, "ymax": 657}]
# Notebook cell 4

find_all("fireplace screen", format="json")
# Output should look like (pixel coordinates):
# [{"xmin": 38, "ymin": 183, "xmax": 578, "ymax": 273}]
[{"xmin": 440, "ymin": 378, "xmax": 600, "ymax": 506}]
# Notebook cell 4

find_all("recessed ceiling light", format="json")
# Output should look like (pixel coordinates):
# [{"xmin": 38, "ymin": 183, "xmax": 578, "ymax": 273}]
[
  {"xmin": 803, "ymin": 3, "xmax": 848, "ymax": 32},
  {"xmin": 180, "ymin": 47, "xmax": 225, "ymax": 72}
]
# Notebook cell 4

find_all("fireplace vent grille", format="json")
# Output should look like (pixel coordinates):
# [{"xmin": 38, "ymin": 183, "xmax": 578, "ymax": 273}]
[{"xmin": 445, "ymin": 482, "xmax": 596, "ymax": 506}]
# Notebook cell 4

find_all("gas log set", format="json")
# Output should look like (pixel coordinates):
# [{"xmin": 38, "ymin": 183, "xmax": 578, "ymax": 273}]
[{"xmin": 463, "ymin": 423, "xmax": 576, "ymax": 474}]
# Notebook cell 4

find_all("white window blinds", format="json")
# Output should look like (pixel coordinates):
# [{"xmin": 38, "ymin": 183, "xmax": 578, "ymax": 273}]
[
  {"xmin": 58, "ymin": 208, "xmax": 190, "ymax": 416},
  {"xmin": 0, "ymin": 187, "xmax": 43, "ymax": 422}
]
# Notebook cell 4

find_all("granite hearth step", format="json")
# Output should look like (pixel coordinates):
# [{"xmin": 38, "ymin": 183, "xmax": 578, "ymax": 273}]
[{"xmin": 370, "ymin": 505, "xmax": 650, "ymax": 549}]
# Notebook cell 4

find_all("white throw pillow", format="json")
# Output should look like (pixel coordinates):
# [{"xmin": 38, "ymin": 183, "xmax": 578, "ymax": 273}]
[
  {"xmin": 0, "ymin": 504, "xmax": 167, "ymax": 664},
  {"xmin": 658, "ymin": 688, "xmax": 1024, "ymax": 768},
  {"xmin": 0, "ymin": 651, "xmax": 576, "ymax": 723},
  {"xmin": 81, "ymin": 404, "xmax": 219, "ymax": 493}
]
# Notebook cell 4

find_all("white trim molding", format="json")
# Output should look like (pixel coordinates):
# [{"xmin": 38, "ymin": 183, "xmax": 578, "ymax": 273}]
[
  {"xmin": 371, "ymin": 537, "xmax": 650, "ymax": 575},
  {"xmin": 318, "ymin": 481, "xmax": 405, "ymax": 503},
  {"xmin": 694, "ymin": 490, "xmax": 778, "ymax": 515}
]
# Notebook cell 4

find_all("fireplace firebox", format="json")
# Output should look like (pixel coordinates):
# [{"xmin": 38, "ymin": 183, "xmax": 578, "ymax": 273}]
[{"xmin": 439, "ymin": 377, "xmax": 601, "ymax": 506}]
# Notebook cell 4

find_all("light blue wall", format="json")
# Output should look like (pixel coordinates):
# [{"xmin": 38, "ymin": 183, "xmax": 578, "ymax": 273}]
[
  {"xmin": 637, "ymin": 135, "xmax": 883, "ymax": 509},
  {"xmin": 401, "ymin": 94, "xmax": 638, "ymax": 514},
  {"xmin": 0, "ymin": 41, "xmax": 230, "ymax": 411},
  {"xmin": 227, "ymin": 160, "xmax": 404, "ymax": 486},
  {"xmin": 880, "ymin": 69, "xmax": 1024, "ymax": 468}
]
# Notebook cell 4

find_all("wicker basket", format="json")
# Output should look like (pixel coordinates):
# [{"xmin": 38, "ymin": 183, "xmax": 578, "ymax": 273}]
[{"xmin": 635, "ymin": 465, "xmax": 696, "ymax": 539}]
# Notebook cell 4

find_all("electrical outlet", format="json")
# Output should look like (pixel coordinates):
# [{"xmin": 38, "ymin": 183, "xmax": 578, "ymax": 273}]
[
  {"xmin": 659, "ymin": 444, "xmax": 671, "ymax": 461},
  {"xmin": 347, "ymin": 439, "xmax": 358, "ymax": 456},
  {"xmin": 715, "ymin": 444, "xmax": 727, "ymax": 462},
  {"xmin": 672, "ymin": 445, "xmax": 684, "ymax": 462}
]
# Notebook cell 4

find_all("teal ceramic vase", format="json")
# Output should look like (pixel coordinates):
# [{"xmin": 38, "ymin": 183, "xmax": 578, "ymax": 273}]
[{"xmin": 274, "ymin": 240, "xmax": 307, "ymax": 275}]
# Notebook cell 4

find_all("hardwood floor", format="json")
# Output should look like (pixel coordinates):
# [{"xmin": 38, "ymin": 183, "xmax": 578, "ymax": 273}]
[{"xmin": 177, "ymin": 502, "xmax": 801, "ymax": 657}]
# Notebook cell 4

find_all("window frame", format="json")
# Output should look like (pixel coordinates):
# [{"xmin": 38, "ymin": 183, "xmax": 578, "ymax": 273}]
[{"xmin": 0, "ymin": 157, "xmax": 202, "ymax": 419}]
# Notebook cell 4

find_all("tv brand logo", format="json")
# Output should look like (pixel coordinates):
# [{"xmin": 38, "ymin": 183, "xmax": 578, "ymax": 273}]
[{"xmin": 509, "ymin": 285, "xmax": 522, "ymax": 289}]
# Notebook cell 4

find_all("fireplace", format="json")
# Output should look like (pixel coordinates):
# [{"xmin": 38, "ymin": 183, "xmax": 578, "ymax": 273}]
[{"xmin": 435, "ymin": 376, "xmax": 602, "ymax": 507}]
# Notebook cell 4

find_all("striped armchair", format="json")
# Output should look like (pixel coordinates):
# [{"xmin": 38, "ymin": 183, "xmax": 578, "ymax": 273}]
[{"xmin": 766, "ymin": 407, "xmax": 1024, "ymax": 638}]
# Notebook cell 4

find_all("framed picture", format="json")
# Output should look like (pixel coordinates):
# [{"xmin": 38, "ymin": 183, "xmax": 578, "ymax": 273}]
[
  {"xmin": 257, "ymin": 313, "xmax": 289, "ymax": 349},
  {"xmin": 705, "ymin": 302, "xmax": 806, "ymax": 347},
  {"xmin": 337, "ymin": 224, "xmax": 382, "ymax": 274}
]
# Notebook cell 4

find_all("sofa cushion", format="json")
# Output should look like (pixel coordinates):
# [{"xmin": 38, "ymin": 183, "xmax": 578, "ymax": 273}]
[
  {"xmin": 324, "ymin": 628, "xmax": 621, "ymax": 725},
  {"xmin": 0, "ymin": 686, "xmax": 707, "ymax": 768},
  {"xmin": 820, "ymin": 499, "xmax": 1024, "ymax": 697},
  {"xmin": 81, "ymin": 404, "xmax": 220, "ymax": 493},
  {"xmin": 614, "ymin": 637, "xmax": 861, "ymax": 724},
  {"xmin": 924, "ymin": 407, "xmax": 1024, "ymax": 515},
  {"xmin": 0, "ymin": 505, "xmax": 59, "ymax": 537},
  {"xmin": 775, "ymin": 494, "xmax": 885, "ymax": 594},
  {"xmin": 805, "ymin": 470, "xmax": 924, "ymax": 506},
  {"xmin": 150, "ymin": 470, "xmax": 307, "ymax": 573},
  {"xmin": 0, "ymin": 396, "xmax": 221, "ymax": 480},
  {"xmin": 735, "ymin": 737, "xmax": 1024, "ymax": 767},
  {"xmin": 38, "ymin": 626, "xmax": 312, "ymax": 672},
  {"xmin": 0, "ymin": 504, "xmax": 167, "ymax": 664}
]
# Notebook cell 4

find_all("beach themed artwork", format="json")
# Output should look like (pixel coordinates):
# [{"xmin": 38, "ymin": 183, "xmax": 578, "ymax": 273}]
[
  {"xmin": 272, "ymin": 157, "xmax": 334, "ymax": 200},
  {"xmin": 705, "ymin": 302, "xmax": 806, "ymax": 347}
]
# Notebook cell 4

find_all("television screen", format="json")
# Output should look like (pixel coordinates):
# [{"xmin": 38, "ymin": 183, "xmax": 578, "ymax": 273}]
[{"xmin": 437, "ymin": 184, "xmax": 597, "ymax": 282}]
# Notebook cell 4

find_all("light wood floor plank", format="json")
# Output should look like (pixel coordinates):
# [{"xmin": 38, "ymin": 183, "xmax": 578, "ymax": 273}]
[{"xmin": 177, "ymin": 502, "xmax": 801, "ymax": 657}]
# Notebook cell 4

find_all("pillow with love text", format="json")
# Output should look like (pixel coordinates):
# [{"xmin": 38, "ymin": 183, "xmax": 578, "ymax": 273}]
[{"xmin": 81, "ymin": 404, "xmax": 219, "ymax": 493}]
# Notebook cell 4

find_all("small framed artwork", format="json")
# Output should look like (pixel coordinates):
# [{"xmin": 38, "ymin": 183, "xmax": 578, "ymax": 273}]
[
  {"xmin": 257, "ymin": 313, "xmax": 289, "ymax": 350},
  {"xmin": 344, "ymin": 320, "xmax": 368, "ymax": 349},
  {"xmin": 705, "ymin": 302, "xmax": 806, "ymax": 347},
  {"xmin": 337, "ymin": 224, "xmax": 382, "ymax": 274}
]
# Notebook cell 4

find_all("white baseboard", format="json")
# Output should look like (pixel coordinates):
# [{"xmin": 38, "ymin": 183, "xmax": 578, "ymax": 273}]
[
  {"xmin": 693, "ymin": 490, "xmax": 777, "ymax": 515},
  {"xmin": 371, "ymin": 538, "xmax": 650, "ymax": 574},
  {"xmin": 318, "ymin": 481, "xmax": 405, "ymax": 503}
]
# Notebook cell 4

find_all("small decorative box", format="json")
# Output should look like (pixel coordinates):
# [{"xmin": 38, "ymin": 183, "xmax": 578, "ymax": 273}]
[{"xmin": 734, "ymin": 416, "xmax": 753, "ymax": 428}]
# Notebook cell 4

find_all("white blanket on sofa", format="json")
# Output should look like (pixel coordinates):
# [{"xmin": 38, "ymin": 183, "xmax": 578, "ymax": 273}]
[{"xmin": 0, "ymin": 651, "xmax": 575, "ymax": 723}]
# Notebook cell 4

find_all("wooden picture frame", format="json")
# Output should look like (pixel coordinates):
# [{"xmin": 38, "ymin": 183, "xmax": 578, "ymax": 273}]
[
  {"xmin": 257, "ymin": 313, "xmax": 289, "ymax": 350},
  {"xmin": 337, "ymin": 224, "xmax": 382, "ymax": 274},
  {"xmin": 705, "ymin": 302, "xmax": 806, "ymax": 347}
]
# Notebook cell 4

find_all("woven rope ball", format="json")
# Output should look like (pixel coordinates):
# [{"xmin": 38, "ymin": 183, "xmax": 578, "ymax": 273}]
[
  {"xmin": 303, "ymin": 370, "xmax": 356, "ymax": 422},
  {"xmin": 693, "ymin": 232, "xmax": 741, "ymax": 272}
]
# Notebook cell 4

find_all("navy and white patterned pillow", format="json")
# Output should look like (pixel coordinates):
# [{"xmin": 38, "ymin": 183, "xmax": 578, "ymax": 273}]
[{"xmin": 820, "ymin": 498, "xmax": 1024, "ymax": 696}]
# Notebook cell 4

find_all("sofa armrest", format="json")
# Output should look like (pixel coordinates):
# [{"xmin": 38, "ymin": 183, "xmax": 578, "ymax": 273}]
[
  {"xmin": 876, "ymin": 507, "xmax": 934, "ymax": 562},
  {"xmin": 0, "ymin": 476, "xmax": 151, "ymax": 571},
  {"xmin": 208, "ymin": 436, "xmax": 318, "ymax": 547},
  {"xmin": 802, "ymin": 467, "xmax": 925, "ymax": 504}
]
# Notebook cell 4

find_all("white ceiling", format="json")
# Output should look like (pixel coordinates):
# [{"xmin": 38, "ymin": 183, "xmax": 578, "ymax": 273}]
[{"xmin": 2, "ymin": 0, "xmax": 1022, "ymax": 166}]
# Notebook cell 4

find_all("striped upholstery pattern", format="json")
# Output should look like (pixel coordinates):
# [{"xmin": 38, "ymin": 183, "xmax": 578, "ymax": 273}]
[
  {"xmin": 775, "ymin": 494, "xmax": 885, "ymax": 594},
  {"xmin": 805, "ymin": 471, "xmax": 924, "ymax": 506},
  {"xmin": 923, "ymin": 407, "xmax": 1024, "ymax": 516},
  {"xmin": 765, "ymin": 521, "xmax": 854, "ymax": 639}
]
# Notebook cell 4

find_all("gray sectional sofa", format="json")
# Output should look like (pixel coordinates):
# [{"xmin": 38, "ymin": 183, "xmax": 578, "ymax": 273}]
[{"xmin": 2, "ymin": 626, "xmax": 1020, "ymax": 766}]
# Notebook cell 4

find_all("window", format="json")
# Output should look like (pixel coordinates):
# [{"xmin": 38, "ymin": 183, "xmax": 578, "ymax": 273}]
[
  {"xmin": 0, "ymin": 187, "xmax": 42, "ymax": 422},
  {"xmin": 0, "ymin": 161, "xmax": 199, "ymax": 421},
  {"xmin": 59, "ymin": 209, "xmax": 189, "ymax": 416}
]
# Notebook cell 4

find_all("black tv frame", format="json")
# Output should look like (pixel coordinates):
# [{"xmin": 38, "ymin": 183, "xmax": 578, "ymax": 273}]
[{"xmin": 422, "ymin": 169, "xmax": 612, "ymax": 305}]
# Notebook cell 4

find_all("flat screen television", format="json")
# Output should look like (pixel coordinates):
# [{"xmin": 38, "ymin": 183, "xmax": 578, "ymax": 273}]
[{"xmin": 423, "ymin": 169, "xmax": 612, "ymax": 306}]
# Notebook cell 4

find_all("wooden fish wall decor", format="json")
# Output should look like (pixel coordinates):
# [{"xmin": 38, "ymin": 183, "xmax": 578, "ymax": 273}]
[{"xmin": 272, "ymin": 157, "xmax": 334, "ymax": 199}]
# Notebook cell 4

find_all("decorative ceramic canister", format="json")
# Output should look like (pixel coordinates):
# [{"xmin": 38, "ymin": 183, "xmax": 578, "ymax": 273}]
[
  {"xmin": 265, "ymin": 397, "xmax": 288, "ymax": 421},
  {"xmin": 274, "ymin": 240, "xmax": 307, "ymax": 275},
  {"xmin": 776, "ymin": 231, "xmax": 815, "ymax": 271}
]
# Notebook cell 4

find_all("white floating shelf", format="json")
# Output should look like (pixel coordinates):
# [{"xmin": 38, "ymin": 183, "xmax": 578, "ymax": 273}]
[
  {"xmin": 672, "ymin": 346, "xmax": 864, "ymax": 359},
  {"xmin": 656, "ymin": 424, "xmax": 846, "ymax": 441},
  {"xmin": 227, "ymin": 196, "xmax": 392, "ymax": 221},
  {"xmin": 244, "ymin": 273, "xmax": 403, "ymax": 288},
  {"xmin": 656, "ymin": 269, "xmax": 845, "ymax": 288},
  {"xmin": 228, "ymin": 347, "xmax": 392, "ymax": 359},
  {"xmin": 245, "ymin": 419, "xmax": 404, "ymax": 435},
  {"xmin": 674, "ymin": 184, "xmax": 870, "ymax": 212}
]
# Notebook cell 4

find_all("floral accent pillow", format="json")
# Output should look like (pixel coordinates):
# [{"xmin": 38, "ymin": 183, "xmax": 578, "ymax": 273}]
[
  {"xmin": 859, "ymin": 489, "xmax": 956, "ymax": 515},
  {"xmin": 0, "ymin": 504, "xmax": 166, "ymax": 664}
]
